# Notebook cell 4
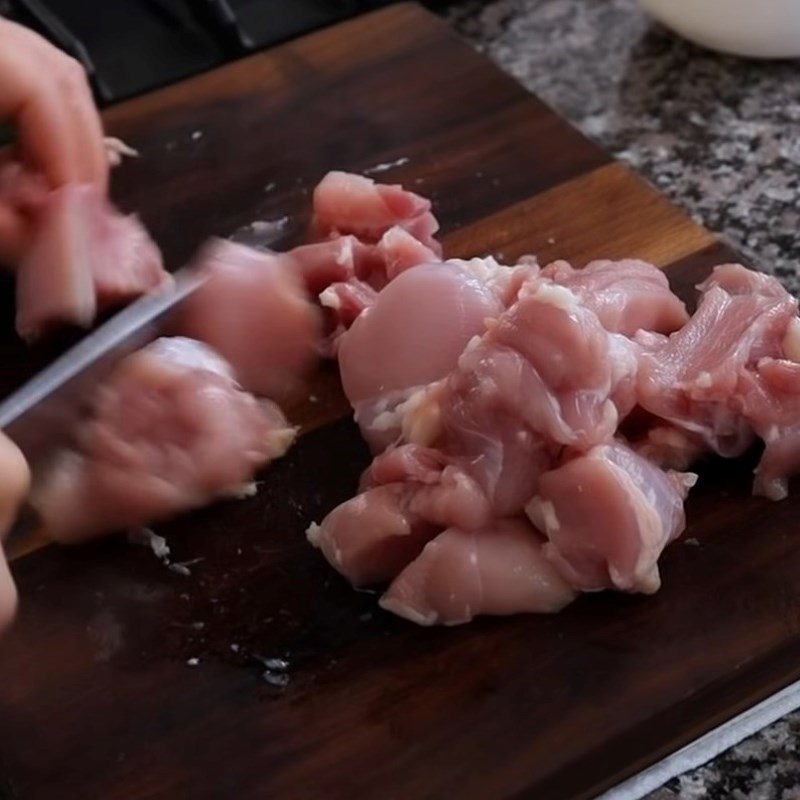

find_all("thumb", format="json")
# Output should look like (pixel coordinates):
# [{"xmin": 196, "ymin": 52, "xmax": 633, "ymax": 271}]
[
  {"xmin": 0, "ymin": 202, "xmax": 31, "ymax": 268},
  {"xmin": 0, "ymin": 434, "xmax": 27, "ymax": 632}
]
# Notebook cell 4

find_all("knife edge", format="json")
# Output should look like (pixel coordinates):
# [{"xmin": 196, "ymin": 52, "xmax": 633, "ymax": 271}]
[{"xmin": 0, "ymin": 267, "xmax": 207, "ymax": 467}]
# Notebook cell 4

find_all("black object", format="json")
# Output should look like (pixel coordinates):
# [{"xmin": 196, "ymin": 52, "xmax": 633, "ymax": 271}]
[{"xmin": 1, "ymin": 0, "xmax": 397, "ymax": 104}]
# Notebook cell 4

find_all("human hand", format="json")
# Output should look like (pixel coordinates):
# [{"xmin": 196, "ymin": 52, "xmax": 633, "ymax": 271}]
[
  {"xmin": 0, "ymin": 433, "xmax": 30, "ymax": 631},
  {"xmin": 0, "ymin": 19, "xmax": 108, "ymax": 264}
]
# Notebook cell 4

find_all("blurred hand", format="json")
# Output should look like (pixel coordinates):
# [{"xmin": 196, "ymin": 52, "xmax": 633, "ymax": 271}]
[
  {"xmin": 0, "ymin": 433, "xmax": 30, "ymax": 631},
  {"xmin": 0, "ymin": 19, "xmax": 108, "ymax": 263}
]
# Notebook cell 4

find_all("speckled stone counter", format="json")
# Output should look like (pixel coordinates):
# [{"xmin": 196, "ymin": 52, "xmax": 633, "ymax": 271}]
[{"xmin": 443, "ymin": 1, "xmax": 800, "ymax": 798}]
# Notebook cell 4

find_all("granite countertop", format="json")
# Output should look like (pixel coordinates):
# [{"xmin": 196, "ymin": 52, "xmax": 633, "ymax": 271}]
[{"xmin": 443, "ymin": 1, "xmax": 800, "ymax": 798}]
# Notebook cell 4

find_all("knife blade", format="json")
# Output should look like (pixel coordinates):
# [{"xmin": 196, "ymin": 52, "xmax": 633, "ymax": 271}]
[{"xmin": 0, "ymin": 266, "xmax": 208, "ymax": 471}]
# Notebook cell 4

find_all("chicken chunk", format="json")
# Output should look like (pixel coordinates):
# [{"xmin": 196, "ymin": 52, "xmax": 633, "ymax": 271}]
[
  {"xmin": 541, "ymin": 258, "xmax": 689, "ymax": 336},
  {"xmin": 738, "ymin": 358, "xmax": 800, "ymax": 500},
  {"xmin": 312, "ymin": 170, "xmax": 441, "ymax": 252},
  {"xmin": 381, "ymin": 518, "xmax": 576, "ymax": 626},
  {"xmin": 635, "ymin": 264, "xmax": 797, "ymax": 457},
  {"xmin": 176, "ymin": 239, "xmax": 322, "ymax": 403},
  {"xmin": 308, "ymin": 444, "xmax": 492, "ymax": 586},
  {"xmin": 32, "ymin": 337, "xmax": 296, "ymax": 542},
  {"xmin": 527, "ymin": 441, "xmax": 696, "ymax": 594},
  {"xmin": 16, "ymin": 185, "xmax": 169, "ymax": 341},
  {"xmin": 339, "ymin": 261, "xmax": 505, "ymax": 404}
]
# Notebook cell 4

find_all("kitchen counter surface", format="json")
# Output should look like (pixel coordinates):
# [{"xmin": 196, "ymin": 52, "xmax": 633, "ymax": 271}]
[{"xmin": 444, "ymin": 1, "xmax": 800, "ymax": 798}]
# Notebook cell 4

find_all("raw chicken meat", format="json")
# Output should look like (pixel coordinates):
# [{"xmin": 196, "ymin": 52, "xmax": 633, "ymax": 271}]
[
  {"xmin": 176, "ymin": 238, "xmax": 322, "ymax": 403},
  {"xmin": 630, "ymin": 423, "xmax": 707, "ymax": 471},
  {"xmin": 374, "ymin": 225, "xmax": 441, "ymax": 281},
  {"xmin": 299, "ymin": 172, "xmax": 446, "ymax": 347},
  {"xmin": 287, "ymin": 226, "xmax": 440, "ymax": 299},
  {"xmin": 380, "ymin": 518, "xmax": 576, "ymax": 626},
  {"xmin": 401, "ymin": 280, "xmax": 639, "ymax": 458},
  {"xmin": 15, "ymin": 185, "xmax": 169, "ymax": 341},
  {"xmin": 308, "ymin": 444, "xmax": 492, "ymax": 586},
  {"xmin": 286, "ymin": 236, "xmax": 368, "ymax": 295},
  {"xmin": 338, "ymin": 260, "xmax": 506, "ymax": 409},
  {"xmin": 312, "ymin": 170, "xmax": 441, "ymax": 253},
  {"xmin": 527, "ymin": 441, "xmax": 696, "ymax": 594},
  {"xmin": 541, "ymin": 258, "xmax": 689, "ymax": 336},
  {"xmin": 311, "ymin": 276, "xmax": 643, "ymax": 602},
  {"xmin": 319, "ymin": 280, "xmax": 379, "ymax": 329},
  {"xmin": 738, "ymin": 358, "xmax": 800, "ymax": 500},
  {"xmin": 307, "ymin": 485, "xmax": 440, "ymax": 587},
  {"xmin": 32, "ymin": 337, "xmax": 296, "ymax": 542},
  {"xmin": 635, "ymin": 264, "xmax": 797, "ymax": 458}
]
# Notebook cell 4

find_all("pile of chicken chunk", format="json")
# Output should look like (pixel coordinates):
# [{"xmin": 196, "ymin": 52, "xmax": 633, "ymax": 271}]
[{"xmin": 6, "ymin": 167, "xmax": 800, "ymax": 627}]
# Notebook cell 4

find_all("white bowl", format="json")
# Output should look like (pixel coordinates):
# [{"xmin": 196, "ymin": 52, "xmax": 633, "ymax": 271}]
[{"xmin": 637, "ymin": 0, "xmax": 800, "ymax": 58}]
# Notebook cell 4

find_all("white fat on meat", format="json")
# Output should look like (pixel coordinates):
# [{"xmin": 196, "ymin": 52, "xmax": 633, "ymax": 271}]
[
  {"xmin": 632, "ymin": 424, "xmax": 708, "ymax": 471},
  {"xmin": 32, "ymin": 337, "xmax": 296, "ymax": 542},
  {"xmin": 176, "ymin": 238, "xmax": 322, "ymax": 403},
  {"xmin": 15, "ymin": 185, "xmax": 169, "ymax": 341},
  {"xmin": 541, "ymin": 259, "xmax": 689, "ymax": 336},
  {"xmin": 635, "ymin": 264, "xmax": 798, "ymax": 458},
  {"xmin": 526, "ymin": 441, "xmax": 696, "ymax": 594},
  {"xmin": 380, "ymin": 518, "xmax": 577, "ymax": 626},
  {"xmin": 312, "ymin": 171, "xmax": 441, "ymax": 252}
]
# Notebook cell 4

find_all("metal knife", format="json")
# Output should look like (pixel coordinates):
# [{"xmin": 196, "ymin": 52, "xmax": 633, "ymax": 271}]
[{"xmin": 0, "ymin": 266, "xmax": 208, "ymax": 471}]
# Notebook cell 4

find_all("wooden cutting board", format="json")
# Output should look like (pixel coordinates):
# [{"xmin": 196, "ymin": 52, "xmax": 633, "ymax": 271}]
[{"xmin": 0, "ymin": 4, "xmax": 791, "ymax": 799}]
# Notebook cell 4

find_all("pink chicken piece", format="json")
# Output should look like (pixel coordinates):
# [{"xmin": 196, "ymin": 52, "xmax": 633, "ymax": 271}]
[
  {"xmin": 738, "ymin": 356, "xmax": 800, "ymax": 500},
  {"xmin": 401, "ymin": 280, "xmax": 640, "ymax": 462},
  {"xmin": 176, "ymin": 239, "xmax": 322, "ymax": 403},
  {"xmin": 541, "ymin": 258, "xmax": 689, "ymax": 336},
  {"xmin": 278, "ymin": 230, "xmax": 441, "ymax": 357},
  {"xmin": 311, "ymin": 277, "xmax": 644, "ymax": 606},
  {"xmin": 15, "ymin": 185, "xmax": 169, "ymax": 341},
  {"xmin": 380, "ymin": 518, "xmax": 577, "ymax": 626},
  {"xmin": 338, "ymin": 260, "xmax": 506, "ymax": 406},
  {"xmin": 284, "ymin": 236, "xmax": 369, "ymax": 295},
  {"xmin": 318, "ymin": 279, "xmax": 380, "ymax": 358},
  {"xmin": 340, "ymin": 258, "xmax": 544, "ymax": 453},
  {"xmin": 375, "ymin": 226, "xmax": 441, "ymax": 281},
  {"xmin": 312, "ymin": 170, "xmax": 441, "ymax": 253},
  {"xmin": 286, "ymin": 226, "xmax": 440, "ymax": 297},
  {"xmin": 635, "ymin": 264, "xmax": 797, "ymax": 458},
  {"xmin": 308, "ymin": 444, "xmax": 493, "ymax": 587},
  {"xmin": 32, "ymin": 337, "xmax": 296, "ymax": 542},
  {"xmin": 527, "ymin": 441, "xmax": 696, "ymax": 594}
]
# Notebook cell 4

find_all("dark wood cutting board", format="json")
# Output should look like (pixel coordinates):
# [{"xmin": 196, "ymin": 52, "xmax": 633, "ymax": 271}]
[{"xmin": 0, "ymin": 4, "xmax": 792, "ymax": 799}]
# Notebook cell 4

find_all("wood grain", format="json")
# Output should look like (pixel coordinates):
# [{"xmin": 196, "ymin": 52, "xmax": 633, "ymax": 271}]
[
  {"xmin": 0, "ymin": 5, "xmax": 788, "ymax": 800},
  {"xmin": 446, "ymin": 161, "xmax": 716, "ymax": 267}
]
